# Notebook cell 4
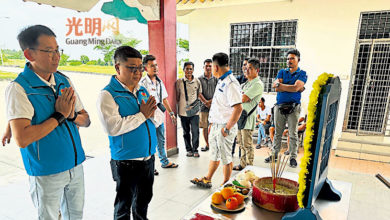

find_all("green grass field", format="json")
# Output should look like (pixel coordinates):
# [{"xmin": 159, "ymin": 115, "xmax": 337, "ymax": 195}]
[
  {"xmin": 1, "ymin": 59, "xmax": 183, "ymax": 78},
  {"xmin": 0, "ymin": 71, "xmax": 18, "ymax": 80},
  {"xmin": 2, "ymin": 59, "xmax": 25, "ymax": 68},
  {"xmin": 58, "ymin": 65, "xmax": 116, "ymax": 75}
]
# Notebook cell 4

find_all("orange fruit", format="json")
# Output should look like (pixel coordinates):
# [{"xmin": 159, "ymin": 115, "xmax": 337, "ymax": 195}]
[
  {"xmin": 232, "ymin": 192, "xmax": 245, "ymax": 205},
  {"xmin": 211, "ymin": 192, "xmax": 224, "ymax": 204},
  {"xmin": 221, "ymin": 187, "xmax": 234, "ymax": 200},
  {"xmin": 226, "ymin": 197, "xmax": 239, "ymax": 210}
]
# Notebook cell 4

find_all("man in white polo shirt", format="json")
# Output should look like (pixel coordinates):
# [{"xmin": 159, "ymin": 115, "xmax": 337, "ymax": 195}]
[
  {"xmin": 140, "ymin": 54, "xmax": 178, "ymax": 176},
  {"xmin": 191, "ymin": 52, "xmax": 242, "ymax": 188}
]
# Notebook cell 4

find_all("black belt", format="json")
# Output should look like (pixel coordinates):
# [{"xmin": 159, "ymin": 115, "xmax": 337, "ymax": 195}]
[{"xmin": 114, "ymin": 155, "xmax": 154, "ymax": 166}]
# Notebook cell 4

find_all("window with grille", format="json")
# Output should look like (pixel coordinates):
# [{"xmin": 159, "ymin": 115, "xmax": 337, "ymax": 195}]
[
  {"xmin": 229, "ymin": 20, "xmax": 297, "ymax": 92},
  {"xmin": 345, "ymin": 10, "xmax": 390, "ymax": 135},
  {"xmin": 359, "ymin": 11, "xmax": 390, "ymax": 39}
]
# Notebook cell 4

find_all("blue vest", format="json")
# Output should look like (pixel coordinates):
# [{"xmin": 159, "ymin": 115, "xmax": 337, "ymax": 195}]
[
  {"xmin": 14, "ymin": 64, "xmax": 85, "ymax": 176},
  {"xmin": 103, "ymin": 76, "xmax": 157, "ymax": 160}
]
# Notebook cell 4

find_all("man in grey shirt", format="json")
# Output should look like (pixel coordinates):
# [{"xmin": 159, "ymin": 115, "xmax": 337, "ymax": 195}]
[
  {"xmin": 176, "ymin": 62, "xmax": 202, "ymax": 157},
  {"xmin": 198, "ymin": 59, "xmax": 218, "ymax": 152}
]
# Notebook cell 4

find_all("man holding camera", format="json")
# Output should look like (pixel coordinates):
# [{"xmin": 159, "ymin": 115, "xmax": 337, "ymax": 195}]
[
  {"xmin": 265, "ymin": 49, "xmax": 307, "ymax": 168},
  {"xmin": 140, "ymin": 55, "xmax": 178, "ymax": 174}
]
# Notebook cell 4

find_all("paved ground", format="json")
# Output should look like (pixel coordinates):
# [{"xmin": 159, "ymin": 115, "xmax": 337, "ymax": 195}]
[{"xmin": 0, "ymin": 67, "xmax": 389, "ymax": 219}]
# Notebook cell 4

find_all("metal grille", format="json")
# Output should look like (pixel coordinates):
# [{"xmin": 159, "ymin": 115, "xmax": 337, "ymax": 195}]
[
  {"xmin": 358, "ymin": 43, "xmax": 390, "ymax": 133},
  {"xmin": 347, "ymin": 44, "xmax": 371, "ymax": 130},
  {"xmin": 230, "ymin": 24, "xmax": 251, "ymax": 47},
  {"xmin": 251, "ymin": 48, "xmax": 271, "ymax": 91},
  {"xmin": 319, "ymin": 101, "xmax": 338, "ymax": 177},
  {"xmin": 252, "ymin": 23, "xmax": 272, "ymax": 46},
  {"xmin": 229, "ymin": 48, "xmax": 250, "ymax": 76},
  {"xmin": 274, "ymin": 21, "xmax": 297, "ymax": 46},
  {"xmin": 359, "ymin": 11, "xmax": 390, "ymax": 40},
  {"xmin": 346, "ymin": 10, "xmax": 390, "ymax": 135},
  {"xmin": 229, "ymin": 20, "xmax": 297, "ymax": 92}
]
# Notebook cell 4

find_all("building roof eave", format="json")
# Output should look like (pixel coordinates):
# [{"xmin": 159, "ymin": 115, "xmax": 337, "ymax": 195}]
[
  {"xmin": 177, "ymin": 0, "xmax": 292, "ymax": 11},
  {"xmin": 23, "ymin": 0, "xmax": 100, "ymax": 12}
]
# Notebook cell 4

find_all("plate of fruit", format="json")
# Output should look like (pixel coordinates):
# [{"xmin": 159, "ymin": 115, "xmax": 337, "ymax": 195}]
[
  {"xmin": 210, "ymin": 187, "xmax": 246, "ymax": 213},
  {"xmin": 223, "ymin": 183, "xmax": 250, "ymax": 198}
]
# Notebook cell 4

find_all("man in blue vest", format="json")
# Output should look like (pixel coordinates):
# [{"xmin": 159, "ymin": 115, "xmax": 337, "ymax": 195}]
[
  {"xmin": 264, "ymin": 49, "xmax": 307, "ymax": 168},
  {"xmin": 5, "ymin": 25, "xmax": 90, "ymax": 219},
  {"xmin": 96, "ymin": 46, "xmax": 157, "ymax": 220}
]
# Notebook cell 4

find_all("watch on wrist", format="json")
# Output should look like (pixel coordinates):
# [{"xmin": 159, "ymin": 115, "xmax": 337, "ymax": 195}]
[
  {"xmin": 68, "ymin": 112, "xmax": 78, "ymax": 122},
  {"xmin": 224, "ymin": 127, "xmax": 230, "ymax": 135},
  {"xmin": 276, "ymin": 82, "xmax": 280, "ymax": 88},
  {"xmin": 169, "ymin": 112, "xmax": 175, "ymax": 116},
  {"xmin": 51, "ymin": 112, "xmax": 66, "ymax": 125}
]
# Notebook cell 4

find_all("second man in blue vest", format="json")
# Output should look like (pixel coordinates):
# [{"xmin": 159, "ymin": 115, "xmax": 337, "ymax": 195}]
[{"xmin": 96, "ymin": 46, "xmax": 158, "ymax": 220}]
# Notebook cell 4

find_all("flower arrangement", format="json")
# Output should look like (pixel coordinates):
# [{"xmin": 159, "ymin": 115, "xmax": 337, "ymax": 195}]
[{"xmin": 297, "ymin": 72, "xmax": 334, "ymax": 208}]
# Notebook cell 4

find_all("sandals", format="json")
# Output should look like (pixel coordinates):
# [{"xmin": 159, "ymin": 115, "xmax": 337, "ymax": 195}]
[
  {"xmin": 233, "ymin": 165, "xmax": 244, "ymax": 171},
  {"xmin": 193, "ymin": 152, "xmax": 200, "ymax": 157},
  {"xmin": 186, "ymin": 152, "xmax": 193, "ymax": 157},
  {"xmin": 162, "ymin": 162, "xmax": 179, "ymax": 168},
  {"xmin": 190, "ymin": 177, "xmax": 212, "ymax": 188}
]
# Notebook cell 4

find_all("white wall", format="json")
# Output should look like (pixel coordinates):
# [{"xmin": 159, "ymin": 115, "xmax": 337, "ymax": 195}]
[{"xmin": 179, "ymin": 0, "xmax": 390, "ymax": 146}]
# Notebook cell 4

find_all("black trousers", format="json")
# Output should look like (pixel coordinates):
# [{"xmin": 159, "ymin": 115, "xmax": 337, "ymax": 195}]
[
  {"xmin": 110, "ymin": 156, "xmax": 155, "ymax": 220},
  {"xmin": 180, "ymin": 115, "xmax": 200, "ymax": 153}
]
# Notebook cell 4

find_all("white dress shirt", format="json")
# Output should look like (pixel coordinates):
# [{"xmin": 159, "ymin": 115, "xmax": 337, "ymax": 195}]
[
  {"xmin": 96, "ymin": 77, "xmax": 151, "ymax": 161},
  {"xmin": 139, "ymin": 75, "xmax": 168, "ymax": 127}
]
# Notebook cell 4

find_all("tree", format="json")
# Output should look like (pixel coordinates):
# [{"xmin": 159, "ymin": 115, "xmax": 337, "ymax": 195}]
[
  {"xmin": 94, "ymin": 34, "xmax": 142, "ymax": 65},
  {"xmin": 177, "ymin": 38, "xmax": 189, "ymax": 52},
  {"xmin": 97, "ymin": 58, "xmax": 105, "ymax": 66},
  {"xmin": 59, "ymin": 53, "xmax": 70, "ymax": 66},
  {"xmin": 139, "ymin": 49, "xmax": 149, "ymax": 55},
  {"xmin": 80, "ymin": 55, "xmax": 90, "ymax": 64}
]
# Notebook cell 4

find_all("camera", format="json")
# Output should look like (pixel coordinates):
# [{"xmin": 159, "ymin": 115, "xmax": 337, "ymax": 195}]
[{"xmin": 157, "ymin": 103, "xmax": 166, "ymax": 112}]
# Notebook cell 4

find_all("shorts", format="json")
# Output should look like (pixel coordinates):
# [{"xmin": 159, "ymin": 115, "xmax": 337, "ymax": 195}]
[
  {"xmin": 209, "ymin": 123, "xmax": 237, "ymax": 165},
  {"xmin": 199, "ymin": 111, "xmax": 209, "ymax": 128}
]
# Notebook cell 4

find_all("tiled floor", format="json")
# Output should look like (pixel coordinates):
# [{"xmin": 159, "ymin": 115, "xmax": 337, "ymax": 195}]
[
  {"xmin": 256, "ymin": 145, "xmax": 390, "ymax": 177},
  {"xmin": 0, "ymin": 68, "xmax": 389, "ymax": 219}
]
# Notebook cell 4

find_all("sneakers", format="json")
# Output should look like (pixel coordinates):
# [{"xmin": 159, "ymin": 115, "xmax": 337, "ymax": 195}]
[
  {"xmin": 256, "ymin": 144, "xmax": 262, "ymax": 149},
  {"xmin": 289, "ymin": 158, "xmax": 297, "ymax": 168},
  {"xmin": 201, "ymin": 146, "xmax": 209, "ymax": 151},
  {"xmin": 264, "ymin": 155, "xmax": 278, "ymax": 163}
]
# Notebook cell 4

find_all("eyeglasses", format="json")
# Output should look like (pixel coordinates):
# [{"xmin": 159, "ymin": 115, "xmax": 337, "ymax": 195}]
[
  {"xmin": 122, "ymin": 64, "xmax": 144, "ymax": 73},
  {"xmin": 30, "ymin": 48, "xmax": 63, "ymax": 57}
]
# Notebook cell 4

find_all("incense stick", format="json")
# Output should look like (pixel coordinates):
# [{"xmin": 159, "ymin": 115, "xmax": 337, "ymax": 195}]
[
  {"xmin": 279, "ymin": 155, "xmax": 290, "ymax": 179},
  {"xmin": 275, "ymin": 152, "xmax": 281, "ymax": 182},
  {"xmin": 276, "ymin": 154, "xmax": 284, "ymax": 178}
]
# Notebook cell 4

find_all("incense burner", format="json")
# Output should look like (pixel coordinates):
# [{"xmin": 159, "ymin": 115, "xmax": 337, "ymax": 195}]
[{"xmin": 252, "ymin": 177, "xmax": 299, "ymax": 213}]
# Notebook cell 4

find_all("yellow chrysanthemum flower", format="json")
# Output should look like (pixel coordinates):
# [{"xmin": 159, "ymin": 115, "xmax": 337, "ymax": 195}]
[{"xmin": 297, "ymin": 72, "xmax": 334, "ymax": 208}]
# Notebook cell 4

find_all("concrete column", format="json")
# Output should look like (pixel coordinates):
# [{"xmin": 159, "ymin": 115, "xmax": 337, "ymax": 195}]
[{"xmin": 148, "ymin": 0, "xmax": 178, "ymax": 155}]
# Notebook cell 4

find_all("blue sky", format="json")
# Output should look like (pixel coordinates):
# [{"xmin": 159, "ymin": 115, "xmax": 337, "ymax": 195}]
[{"xmin": 0, "ymin": 0, "xmax": 188, "ymax": 60}]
